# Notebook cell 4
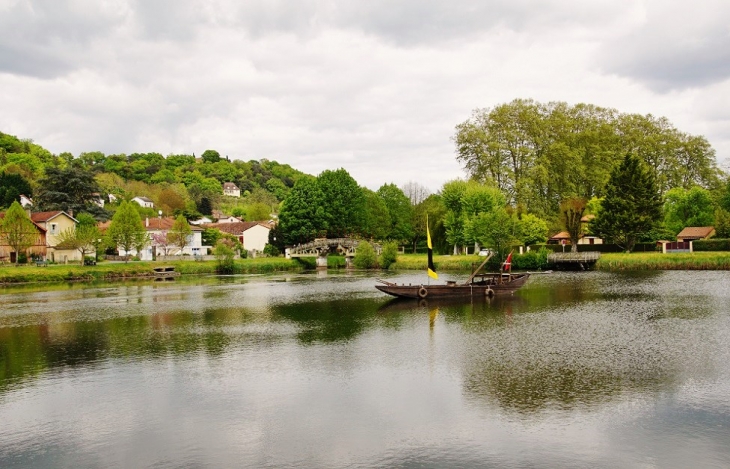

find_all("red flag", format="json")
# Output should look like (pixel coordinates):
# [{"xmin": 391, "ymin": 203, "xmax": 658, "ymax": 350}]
[{"xmin": 503, "ymin": 252, "xmax": 512, "ymax": 270}]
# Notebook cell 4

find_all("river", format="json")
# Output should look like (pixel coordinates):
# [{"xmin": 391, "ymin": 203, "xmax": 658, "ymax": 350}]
[{"xmin": 1, "ymin": 270, "xmax": 729, "ymax": 468}]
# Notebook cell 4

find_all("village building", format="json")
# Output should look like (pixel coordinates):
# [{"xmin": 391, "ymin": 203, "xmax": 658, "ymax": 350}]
[
  {"xmin": 132, "ymin": 196, "xmax": 155, "ymax": 209},
  {"xmin": 222, "ymin": 182, "xmax": 241, "ymax": 198}
]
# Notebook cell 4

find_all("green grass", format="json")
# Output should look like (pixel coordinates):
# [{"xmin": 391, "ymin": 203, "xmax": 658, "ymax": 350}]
[
  {"xmin": 596, "ymin": 251, "xmax": 730, "ymax": 270},
  {"xmin": 0, "ymin": 257, "xmax": 305, "ymax": 285},
  {"xmin": 392, "ymin": 253, "xmax": 490, "ymax": 271}
]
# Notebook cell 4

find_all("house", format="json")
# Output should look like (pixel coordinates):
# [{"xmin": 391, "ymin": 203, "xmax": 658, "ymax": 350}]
[
  {"xmin": 132, "ymin": 196, "xmax": 155, "ymax": 209},
  {"xmin": 31, "ymin": 211, "xmax": 83, "ymax": 263},
  {"xmin": 106, "ymin": 216, "xmax": 211, "ymax": 260},
  {"xmin": 548, "ymin": 231, "xmax": 603, "ymax": 246},
  {"xmin": 222, "ymin": 182, "xmax": 240, "ymax": 198},
  {"xmin": 676, "ymin": 226, "xmax": 715, "ymax": 242},
  {"xmin": 19, "ymin": 194, "xmax": 33, "ymax": 208},
  {"xmin": 202, "ymin": 221, "xmax": 271, "ymax": 253},
  {"xmin": 91, "ymin": 193, "xmax": 105, "ymax": 208},
  {"xmin": 0, "ymin": 212, "xmax": 46, "ymax": 263},
  {"xmin": 216, "ymin": 216, "xmax": 241, "ymax": 224},
  {"xmin": 189, "ymin": 216, "xmax": 213, "ymax": 225}
]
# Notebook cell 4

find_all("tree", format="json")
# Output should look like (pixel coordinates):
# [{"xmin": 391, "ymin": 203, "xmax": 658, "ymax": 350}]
[
  {"xmin": 35, "ymin": 162, "xmax": 102, "ymax": 215},
  {"xmin": 517, "ymin": 214, "xmax": 549, "ymax": 246},
  {"xmin": 361, "ymin": 189, "xmax": 391, "ymax": 240},
  {"xmin": 0, "ymin": 172, "xmax": 32, "ymax": 209},
  {"xmin": 317, "ymin": 169, "xmax": 365, "ymax": 237},
  {"xmin": 560, "ymin": 197, "xmax": 587, "ymax": 252},
  {"xmin": 107, "ymin": 201, "xmax": 147, "ymax": 261},
  {"xmin": 0, "ymin": 201, "xmax": 39, "ymax": 264},
  {"xmin": 278, "ymin": 177, "xmax": 327, "ymax": 245},
  {"xmin": 167, "ymin": 215, "xmax": 192, "ymax": 255},
  {"xmin": 201, "ymin": 149, "xmax": 221, "ymax": 164},
  {"xmin": 469, "ymin": 208, "xmax": 520, "ymax": 261},
  {"xmin": 592, "ymin": 153, "xmax": 663, "ymax": 252},
  {"xmin": 663, "ymin": 186, "xmax": 715, "ymax": 235},
  {"xmin": 353, "ymin": 241, "xmax": 378, "ymax": 269},
  {"xmin": 377, "ymin": 183, "xmax": 413, "ymax": 243},
  {"xmin": 714, "ymin": 208, "xmax": 730, "ymax": 238},
  {"xmin": 54, "ymin": 213, "xmax": 101, "ymax": 265}
]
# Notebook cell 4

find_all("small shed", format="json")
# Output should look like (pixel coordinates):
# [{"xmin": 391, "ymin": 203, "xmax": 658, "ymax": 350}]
[{"xmin": 676, "ymin": 226, "xmax": 715, "ymax": 242}]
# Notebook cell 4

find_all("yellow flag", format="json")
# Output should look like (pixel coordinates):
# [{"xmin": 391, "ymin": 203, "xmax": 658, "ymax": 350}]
[{"xmin": 427, "ymin": 215, "xmax": 438, "ymax": 279}]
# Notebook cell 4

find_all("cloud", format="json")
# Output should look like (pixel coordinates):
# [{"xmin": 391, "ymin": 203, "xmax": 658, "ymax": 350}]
[{"xmin": 597, "ymin": 0, "xmax": 730, "ymax": 92}]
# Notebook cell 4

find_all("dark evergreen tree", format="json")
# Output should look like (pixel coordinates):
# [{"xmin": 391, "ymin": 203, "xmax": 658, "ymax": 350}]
[
  {"xmin": 0, "ymin": 172, "xmax": 32, "ymax": 209},
  {"xmin": 35, "ymin": 162, "xmax": 103, "ymax": 216},
  {"xmin": 592, "ymin": 153, "xmax": 663, "ymax": 252}
]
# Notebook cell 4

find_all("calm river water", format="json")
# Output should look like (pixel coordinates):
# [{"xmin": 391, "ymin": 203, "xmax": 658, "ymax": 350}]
[{"xmin": 1, "ymin": 270, "xmax": 729, "ymax": 468}]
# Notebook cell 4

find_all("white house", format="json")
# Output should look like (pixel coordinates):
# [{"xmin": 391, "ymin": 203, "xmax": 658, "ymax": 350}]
[
  {"xmin": 132, "ymin": 196, "xmax": 155, "ymax": 209},
  {"xmin": 19, "ymin": 194, "xmax": 33, "ymax": 208},
  {"xmin": 222, "ymin": 182, "xmax": 241, "ymax": 198},
  {"xmin": 113, "ymin": 216, "xmax": 210, "ymax": 260},
  {"xmin": 202, "ymin": 221, "xmax": 272, "ymax": 253}
]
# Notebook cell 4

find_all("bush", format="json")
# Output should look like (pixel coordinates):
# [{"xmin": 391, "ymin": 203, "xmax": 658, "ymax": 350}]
[
  {"xmin": 213, "ymin": 240, "xmax": 236, "ymax": 274},
  {"xmin": 263, "ymin": 243, "xmax": 281, "ymax": 257},
  {"xmin": 379, "ymin": 241, "xmax": 398, "ymax": 269},
  {"xmin": 353, "ymin": 241, "xmax": 378, "ymax": 269},
  {"xmin": 693, "ymin": 238, "xmax": 730, "ymax": 251},
  {"xmin": 512, "ymin": 248, "xmax": 549, "ymax": 270}
]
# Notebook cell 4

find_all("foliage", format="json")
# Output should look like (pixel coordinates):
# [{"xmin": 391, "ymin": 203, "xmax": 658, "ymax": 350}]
[
  {"xmin": 353, "ymin": 241, "xmax": 378, "ymax": 269},
  {"xmin": 0, "ymin": 201, "xmax": 39, "ymax": 264},
  {"xmin": 107, "ymin": 201, "xmax": 148, "ymax": 261},
  {"xmin": 278, "ymin": 177, "xmax": 327, "ymax": 245},
  {"xmin": 714, "ymin": 209, "xmax": 730, "ymax": 239},
  {"xmin": 361, "ymin": 189, "xmax": 391, "ymax": 240},
  {"xmin": 517, "ymin": 214, "xmax": 549, "ymax": 245},
  {"xmin": 0, "ymin": 172, "xmax": 32, "ymax": 209},
  {"xmin": 663, "ymin": 186, "xmax": 715, "ymax": 235},
  {"xmin": 693, "ymin": 238, "xmax": 730, "ymax": 251},
  {"xmin": 167, "ymin": 215, "xmax": 192, "ymax": 254},
  {"xmin": 511, "ymin": 248, "xmax": 549, "ymax": 270},
  {"xmin": 379, "ymin": 241, "xmax": 399, "ymax": 269},
  {"xmin": 592, "ymin": 153, "xmax": 663, "ymax": 252},
  {"xmin": 201, "ymin": 227, "xmax": 222, "ymax": 248},
  {"xmin": 560, "ymin": 197, "xmax": 587, "ymax": 252},
  {"xmin": 377, "ymin": 183, "xmax": 414, "ymax": 242},
  {"xmin": 263, "ymin": 243, "xmax": 281, "ymax": 256},
  {"xmin": 35, "ymin": 162, "xmax": 103, "ymax": 215},
  {"xmin": 213, "ymin": 240, "xmax": 236, "ymax": 274},
  {"xmin": 469, "ymin": 207, "xmax": 520, "ymax": 260},
  {"xmin": 454, "ymin": 99, "xmax": 720, "ymax": 217},
  {"xmin": 201, "ymin": 149, "xmax": 221, "ymax": 164},
  {"xmin": 317, "ymin": 168, "xmax": 365, "ymax": 237}
]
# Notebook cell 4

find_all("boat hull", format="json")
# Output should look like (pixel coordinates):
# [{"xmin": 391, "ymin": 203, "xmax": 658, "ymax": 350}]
[{"xmin": 375, "ymin": 274, "xmax": 530, "ymax": 299}]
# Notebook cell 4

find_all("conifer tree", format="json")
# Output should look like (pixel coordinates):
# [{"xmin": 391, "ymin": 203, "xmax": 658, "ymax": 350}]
[{"xmin": 592, "ymin": 153, "xmax": 662, "ymax": 252}]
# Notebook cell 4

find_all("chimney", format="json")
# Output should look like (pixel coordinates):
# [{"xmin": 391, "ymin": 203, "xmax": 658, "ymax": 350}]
[{"xmin": 145, "ymin": 217, "xmax": 149, "ymax": 227}]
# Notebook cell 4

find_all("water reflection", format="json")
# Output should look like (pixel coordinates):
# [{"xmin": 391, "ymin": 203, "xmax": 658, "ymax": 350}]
[{"xmin": 1, "ymin": 271, "xmax": 729, "ymax": 467}]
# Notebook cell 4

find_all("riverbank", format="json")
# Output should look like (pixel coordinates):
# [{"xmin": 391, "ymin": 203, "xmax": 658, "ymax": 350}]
[
  {"xmin": 0, "ymin": 257, "xmax": 303, "ymax": 285},
  {"xmin": 2, "ymin": 251, "xmax": 730, "ymax": 286}
]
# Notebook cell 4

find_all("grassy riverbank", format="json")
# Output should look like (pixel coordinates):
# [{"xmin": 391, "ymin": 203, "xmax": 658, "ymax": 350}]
[
  {"xmin": 0, "ymin": 258, "xmax": 303, "ymax": 285},
  {"xmin": 392, "ymin": 252, "xmax": 730, "ymax": 272}
]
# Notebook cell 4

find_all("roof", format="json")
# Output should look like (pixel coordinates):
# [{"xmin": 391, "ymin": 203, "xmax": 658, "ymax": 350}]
[
  {"xmin": 676, "ymin": 226, "xmax": 714, "ymax": 239},
  {"xmin": 202, "ymin": 221, "xmax": 270, "ymax": 235},
  {"xmin": 146, "ymin": 217, "xmax": 202, "ymax": 232},
  {"xmin": 31, "ymin": 211, "xmax": 77, "ymax": 223},
  {"xmin": 222, "ymin": 182, "xmax": 239, "ymax": 190},
  {"xmin": 580, "ymin": 214, "xmax": 595, "ymax": 223},
  {"xmin": 133, "ymin": 196, "xmax": 154, "ymax": 203},
  {"xmin": 549, "ymin": 231, "xmax": 572, "ymax": 240},
  {"xmin": 0, "ymin": 212, "xmax": 47, "ymax": 233}
]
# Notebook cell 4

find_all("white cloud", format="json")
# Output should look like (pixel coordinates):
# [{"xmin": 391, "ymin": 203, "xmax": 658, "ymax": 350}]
[{"xmin": 0, "ymin": 0, "xmax": 728, "ymax": 193}]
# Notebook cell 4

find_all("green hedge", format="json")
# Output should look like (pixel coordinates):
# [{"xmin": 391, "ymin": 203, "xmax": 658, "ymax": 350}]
[{"xmin": 693, "ymin": 239, "xmax": 730, "ymax": 251}]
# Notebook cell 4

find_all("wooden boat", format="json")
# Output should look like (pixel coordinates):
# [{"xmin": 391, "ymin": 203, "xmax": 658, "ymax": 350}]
[{"xmin": 375, "ymin": 253, "xmax": 529, "ymax": 299}]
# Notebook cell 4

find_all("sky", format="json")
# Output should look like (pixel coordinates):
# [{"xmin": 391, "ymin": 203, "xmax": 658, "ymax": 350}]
[{"xmin": 1, "ymin": 0, "xmax": 730, "ymax": 194}]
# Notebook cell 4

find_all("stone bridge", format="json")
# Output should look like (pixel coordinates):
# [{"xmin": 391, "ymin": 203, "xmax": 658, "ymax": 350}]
[{"xmin": 288, "ymin": 238, "xmax": 381, "ymax": 266}]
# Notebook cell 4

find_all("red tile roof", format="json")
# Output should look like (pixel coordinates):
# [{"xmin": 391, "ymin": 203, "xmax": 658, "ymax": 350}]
[{"xmin": 676, "ymin": 226, "xmax": 714, "ymax": 239}]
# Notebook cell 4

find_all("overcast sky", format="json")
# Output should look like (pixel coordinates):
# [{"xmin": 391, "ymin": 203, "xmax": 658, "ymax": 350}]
[{"xmin": 1, "ymin": 0, "xmax": 729, "ymax": 193}]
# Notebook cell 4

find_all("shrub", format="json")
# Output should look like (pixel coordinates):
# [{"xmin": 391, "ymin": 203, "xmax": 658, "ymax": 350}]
[
  {"xmin": 693, "ymin": 238, "xmax": 730, "ymax": 251},
  {"xmin": 511, "ymin": 248, "xmax": 549, "ymax": 270},
  {"xmin": 263, "ymin": 243, "xmax": 281, "ymax": 257},
  {"xmin": 379, "ymin": 241, "xmax": 398, "ymax": 269},
  {"xmin": 213, "ymin": 240, "xmax": 236, "ymax": 274},
  {"xmin": 353, "ymin": 241, "xmax": 378, "ymax": 269}
]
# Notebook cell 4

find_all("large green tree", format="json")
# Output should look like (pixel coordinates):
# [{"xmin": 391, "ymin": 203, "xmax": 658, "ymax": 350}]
[
  {"xmin": 0, "ymin": 201, "xmax": 39, "ymax": 264},
  {"xmin": 278, "ymin": 177, "xmax": 327, "ymax": 245},
  {"xmin": 592, "ymin": 153, "xmax": 663, "ymax": 252},
  {"xmin": 317, "ymin": 168, "xmax": 365, "ymax": 238},
  {"xmin": 35, "ymin": 162, "xmax": 102, "ymax": 215},
  {"xmin": 663, "ymin": 186, "xmax": 715, "ymax": 235},
  {"xmin": 107, "ymin": 201, "xmax": 147, "ymax": 261},
  {"xmin": 361, "ymin": 189, "xmax": 391, "ymax": 240},
  {"xmin": 54, "ymin": 213, "xmax": 101, "ymax": 264},
  {"xmin": 560, "ymin": 197, "xmax": 587, "ymax": 252},
  {"xmin": 376, "ymin": 183, "xmax": 413, "ymax": 243}
]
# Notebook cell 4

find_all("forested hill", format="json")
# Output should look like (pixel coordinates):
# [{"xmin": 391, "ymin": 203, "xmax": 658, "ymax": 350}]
[{"xmin": 0, "ymin": 131, "xmax": 310, "ymax": 221}]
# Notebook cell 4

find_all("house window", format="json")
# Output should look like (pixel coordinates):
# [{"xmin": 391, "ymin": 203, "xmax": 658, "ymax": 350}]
[{"xmin": 50, "ymin": 223, "xmax": 57, "ymax": 235}]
